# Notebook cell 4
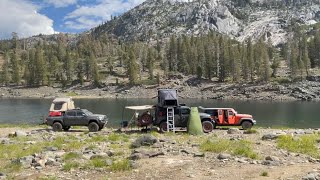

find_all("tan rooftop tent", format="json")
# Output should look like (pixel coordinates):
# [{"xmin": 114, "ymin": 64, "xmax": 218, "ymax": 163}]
[{"xmin": 49, "ymin": 97, "xmax": 75, "ymax": 112}]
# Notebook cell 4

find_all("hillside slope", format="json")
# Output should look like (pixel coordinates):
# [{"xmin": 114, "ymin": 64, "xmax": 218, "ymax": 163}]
[{"xmin": 92, "ymin": 0, "xmax": 320, "ymax": 45}]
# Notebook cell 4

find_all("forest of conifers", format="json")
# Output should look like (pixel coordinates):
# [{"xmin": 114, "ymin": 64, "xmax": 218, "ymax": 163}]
[{"xmin": 0, "ymin": 25, "xmax": 320, "ymax": 87}]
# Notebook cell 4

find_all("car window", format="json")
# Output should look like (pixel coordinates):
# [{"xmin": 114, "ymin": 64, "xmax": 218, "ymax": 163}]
[
  {"xmin": 66, "ymin": 111, "xmax": 76, "ymax": 116},
  {"xmin": 174, "ymin": 108, "xmax": 180, "ymax": 115},
  {"xmin": 218, "ymin": 110, "xmax": 222, "ymax": 115},
  {"xmin": 228, "ymin": 111, "xmax": 234, "ymax": 116},
  {"xmin": 77, "ymin": 111, "xmax": 86, "ymax": 116},
  {"xmin": 205, "ymin": 110, "xmax": 215, "ymax": 115}
]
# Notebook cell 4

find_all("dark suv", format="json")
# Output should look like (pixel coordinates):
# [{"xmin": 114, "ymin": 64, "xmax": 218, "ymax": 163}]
[
  {"xmin": 154, "ymin": 106, "xmax": 215, "ymax": 133},
  {"xmin": 45, "ymin": 109, "xmax": 108, "ymax": 132}
]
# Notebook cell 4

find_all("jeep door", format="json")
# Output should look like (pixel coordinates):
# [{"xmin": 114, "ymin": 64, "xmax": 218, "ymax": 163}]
[
  {"xmin": 227, "ymin": 110, "xmax": 236, "ymax": 124},
  {"xmin": 64, "ymin": 111, "xmax": 77, "ymax": 126},
  {"xmin": 174, "ymin": 107, "xmax": 181, "ymax": 127},
  {"xmin": 76, "ymin": 110, "xmax": 88, "ymax": 125},
  {"xmin": 218, "ymin": 109, "xmax": 224, "ymax": 124}
]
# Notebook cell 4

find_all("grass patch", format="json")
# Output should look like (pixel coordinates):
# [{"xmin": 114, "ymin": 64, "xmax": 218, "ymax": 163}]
[
  {"xmin": 150, "ymin": 131, "xmax": 161, "ymax": 138},
  {"xmin": 0, "ymin": 143, "xmax": 43, "ymax": 159},
  {"xmin": 260, "ymin": 171, "xmax": 268, "ymax": 177},
  {"xmin": 90, "ymin": 157, "xmax": 108, "ymax": 168},
  {"xmin": 277, "ymin": 135, "xmax": 320, "ymax": 158},
  {"xmin": 66, "ymin": 92, "xmax": 78, "ymax": 96},
  {"xmin": 108, "ymin": 133, "xmax": 129, "ymax": 142},
  {"xmin": 63, "ymin": 161, "xmax": 80, "ymax": 171},
  {"xmin": 39, "ymin": 176, "xmax": 57, "ymax": 180},
  {"xmin": 91, "ymin": 135, "xmax": 108, "ymax": 142},
  {"xmin": 110, "ymin": 159, "xmax": 131, "ymax": 172},
  {"xmin": 4, "ymin": 161, "xmax": 22, "ymax": 173},
  {"xmin": 63, "ymin": 152, "xmax": 81, "ymax": 161},
  {"xmin": 64, "ymin": 141, "xmax": 83, "ymax": 151},
  {"xmin": 200, "ymin": 139, "xmax": 259, "ymax": 159},
  {"xmin": 244, "ymin": 129, "xmax": 258, "ymax": 134}
]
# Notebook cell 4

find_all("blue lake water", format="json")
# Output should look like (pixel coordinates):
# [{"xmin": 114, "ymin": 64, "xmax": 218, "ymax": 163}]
[{"xmin": 0, "ymin": 98, "xmax": 319, "ymax": 128}]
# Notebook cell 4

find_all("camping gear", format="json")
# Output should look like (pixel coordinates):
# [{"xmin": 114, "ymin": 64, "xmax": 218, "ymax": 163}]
[
  {"xmin": 187, "ymin": 107, "xmax": 204, "ymax": 135},
  {"xmin": 125, "ymin": 105, "xmax": 155, "ymax": 127},
  {"xmin": 49, "ymin": 98, "xmax": 75, "ymax": 116}
]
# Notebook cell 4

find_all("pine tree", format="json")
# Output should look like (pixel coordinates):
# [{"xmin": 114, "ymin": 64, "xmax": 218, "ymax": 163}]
[
  {"xmin": 260, "ymin": 42, "xmax": 271, "ymax": 82},
  {"xmin": 11, "ymin": 51, "xmax": 20, "ymax": 85},
  {"xmin": 34, "ymin": 46, "xmax": 47, "ymax": 86},
  {"xmin": 64, "ymin": 49, "xmax": 74, "ymax": 82},
  {"xmin": 1, "ymin": 52, "xmax": 10, "ymax": 85},
  {"xmin": 147, "ymin": 47, "xmax": 154, "ymax": 80},
  {"xmin": 302, "ymin": 35, "xmax": 311, "ymax": 77},
  {"xmin": 167, "ymin": 35, "xmax": 177, "ymax": 72},
  {"xmin": 128, "ymin": 49, "xmax": 139, "ymax": 85},
  {"xmin": 247, "ymin": 38, "xmax": 254, "ymax": 82}
]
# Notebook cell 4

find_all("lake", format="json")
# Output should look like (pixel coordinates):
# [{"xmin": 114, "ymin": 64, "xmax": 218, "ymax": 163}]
[{"xmin": 0, "ymin": 98, "xmax": 319, "ymax": 129}]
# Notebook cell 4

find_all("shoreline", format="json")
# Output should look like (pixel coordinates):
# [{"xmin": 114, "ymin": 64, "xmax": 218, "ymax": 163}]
[{"xmin": 1, "ymin": 80, "xmax": 320, "ymax": 101}]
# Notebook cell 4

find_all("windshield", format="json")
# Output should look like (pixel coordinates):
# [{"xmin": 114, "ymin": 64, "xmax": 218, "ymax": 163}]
[{"xmin": 82, "ymin": 109, "xmax": 93, "ymax": 116}]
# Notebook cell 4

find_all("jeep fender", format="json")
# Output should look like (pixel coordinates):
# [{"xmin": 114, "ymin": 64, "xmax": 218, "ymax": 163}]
[{"xmin": 239, "ymin": 118, "xmax": 254, "ymax": 125}]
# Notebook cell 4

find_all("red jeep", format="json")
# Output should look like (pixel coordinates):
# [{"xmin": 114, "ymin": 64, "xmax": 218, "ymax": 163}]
[{"xmin": 199, "ymin": 107, "xmax": 256, "ymax": 129}]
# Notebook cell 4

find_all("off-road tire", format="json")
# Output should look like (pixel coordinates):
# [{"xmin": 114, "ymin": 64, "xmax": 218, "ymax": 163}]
[
  {"xmin": 63, "ymin": 126, "xmax": 71, "ymax": 131},
  {"xmin": 241, "ymin": 121, "xmax": 253, "ymax": 130},
  {"xmin": 52, "ymin": 122, "xmax": 63, "ymax": 132},
  {"xmin": 88, "ymin": 122, "xmax": 99, "ymax": 132},
  {"xmin": 159, "ymin": 122, "xmax": 168, "ymax": 133},
  {"xmin": 202, "ymin": 121, "xmax": 214, "ymax": 133}
]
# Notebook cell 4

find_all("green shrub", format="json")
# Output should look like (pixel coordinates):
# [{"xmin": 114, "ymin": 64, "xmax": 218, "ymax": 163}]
[
  {"xmin": 63, "ymin": 161, "xmax": 80, "ymax": 171},
  {"xmin": 90, "ymin": 158, "xmax": 108, "ymax": 168},
  {"xmin": 260, "ymin": 171, "xmax": 268, "ymax": 177},
  {"xmin": 110, "ymin": 159, "xmax": 131, "ymax": 172},
  {"xmin": 200, "ymin": 139, "xmax": 259, "ymax": 159},
  {"xmin": 63, "ymin": 152, "xmax": 81, "ymax": 161},
  {"xmin": 277, "ymin": 135, "xmax": 320, "ymax": 158},
  {"xmin": 244, "ymin": 129, "xmax": 258, "ymax": 134}
]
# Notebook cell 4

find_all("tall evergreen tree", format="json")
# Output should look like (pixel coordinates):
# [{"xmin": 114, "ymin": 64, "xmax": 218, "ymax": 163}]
[
  {"xmin": 11, "ymin": 51, "xmax": 20, "ymax": 85},
  {"xmin": 128, "ymin": 49, "xmax": 139, "ymax": 85},
  {"xmin": 1, "ymin": 52, "xmax": 10, "ymax": 85}
]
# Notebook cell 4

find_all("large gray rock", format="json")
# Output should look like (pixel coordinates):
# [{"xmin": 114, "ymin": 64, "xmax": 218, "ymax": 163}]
[
  {"xmin": 131, "ymin": 135, "xmax": 158, "ymax": 148},
  {"xmin": 14, "ymin": 131, "xmax": 27, "ymax": 137},
  {"xmin": 217, "ymin": 153, "xmax": 231, "ymax": 160},
  {"xmin": 262, "ymin": 134, "xmax": 279, "ymax": 140},
  {"xmin": 302, "ymin": 172, "xmax": 320, "ymax": 180},
  {"xmin": 227, "ymin": 128, "xmax": 241, "ymax": 134},
  {"xmin": 265, "ymin": 155, "xmax": 280, "ymax": 162}
]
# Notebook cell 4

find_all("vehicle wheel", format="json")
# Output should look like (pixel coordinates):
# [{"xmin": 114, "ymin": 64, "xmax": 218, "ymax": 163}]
[
  {"xmin": 241, "ymin": 121, "xmax": 253, "ymax": 130},
  {"xmin": 159, "ymin": 122, "xmax": 168, "ymax": 133},
  {"xmin": 88, "ymin": 122, "xmax": 99, "ymax": 132},
  {"xmin": 52, "ymin": 122, "xmax": 63, "ymax": 132},
  {"xmin": 138, "ymin": 113, "xmax": 153, "ymax": 127},
  {"xmin": 63, "ymin": 126, "xmax": 71, "ymax": 131},
  {"xmin": 202, "ymin": 121, "xmax": 214, "ymax": 133}
]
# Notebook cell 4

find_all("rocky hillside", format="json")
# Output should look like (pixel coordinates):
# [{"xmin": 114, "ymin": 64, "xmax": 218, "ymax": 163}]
[{"xmin": 93, "ymin": 0, "xmax": 320, "ymax": 45}]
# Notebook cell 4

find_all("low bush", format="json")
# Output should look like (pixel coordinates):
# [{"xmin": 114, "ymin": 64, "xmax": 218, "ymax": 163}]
[
  {"xmin": 200, "ymin": 139, "xmax": 259, "ymax": 159},
  {"xmin": 277, "ymin": 135, "xmax": 320, "ymax": 158}
]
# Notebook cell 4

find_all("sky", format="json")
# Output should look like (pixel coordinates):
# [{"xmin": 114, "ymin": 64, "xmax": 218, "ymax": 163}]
[{"xmin": 0, "ymin": 0, "xmax": 145, "ymax": 39}]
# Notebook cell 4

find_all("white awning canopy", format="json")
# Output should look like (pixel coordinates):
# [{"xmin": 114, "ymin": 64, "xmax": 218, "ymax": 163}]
[{"xmin": 125, "ymin": 105, "xmax": 154, "ymax": 111}]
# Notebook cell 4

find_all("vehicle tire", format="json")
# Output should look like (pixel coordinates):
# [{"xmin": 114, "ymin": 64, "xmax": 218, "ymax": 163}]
[
  {"xmin": 241, "ymin": 121, "xmax": 253, "ymax": 130},
  {"xmin": 88, "ymin": 122, "xmax": 99, "ymax": 132},
  {"xmin": 202, "ymin": 121, "xmax": 214, "ymax": 133},
  {"xmin": 63, "ymin": 126, "xmax": 71, "ymax": 131},
  {"xmin": 159, "ymin": 122, "xmax": 168, "ymax": 133},
  {"xmin": 137, "ymin": 113, "xmax": 153, "ymax": 127},
  {"xmin": 52, "ymin": 122, "xmax": 63, "ymax": 132}
]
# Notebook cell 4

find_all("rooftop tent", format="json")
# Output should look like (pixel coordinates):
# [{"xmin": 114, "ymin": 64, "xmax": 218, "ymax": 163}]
[
  {"xmin": 49, "ymin": 97, "xmax": 75, "ymax": 112},
  {"xmin": 158, "ymin": 89, "xmax": 178, "ymax": 107}
]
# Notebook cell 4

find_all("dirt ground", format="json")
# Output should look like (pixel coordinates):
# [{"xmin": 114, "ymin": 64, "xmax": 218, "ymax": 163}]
[{"xmin": 0, "ymin": 127, "xmax": 319, "ymax": 180}]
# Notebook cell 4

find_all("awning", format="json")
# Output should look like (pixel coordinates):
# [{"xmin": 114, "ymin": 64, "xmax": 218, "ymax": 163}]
[{"xmin": 125, "ymin": 105, "xmax": 154, "ymax": 110}]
